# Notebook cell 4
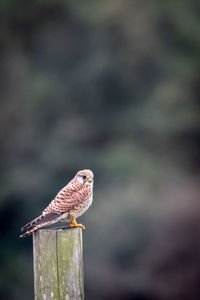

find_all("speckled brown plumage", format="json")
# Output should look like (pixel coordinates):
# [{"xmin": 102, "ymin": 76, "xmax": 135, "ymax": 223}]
[{"xmin": 20, "ymin": 169, "xmax": 94, "ymax": 237}]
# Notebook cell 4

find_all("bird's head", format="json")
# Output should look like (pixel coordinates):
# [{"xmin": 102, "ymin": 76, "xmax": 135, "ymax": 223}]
[{"xmin": 75, "ymin": 169, "xmax": 94, "ymax": 186}]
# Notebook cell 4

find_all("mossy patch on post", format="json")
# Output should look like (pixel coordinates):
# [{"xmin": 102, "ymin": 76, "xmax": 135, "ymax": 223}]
[{"xmin": 33, "ymin": 227, "xmax": 84, "ymax": 300}]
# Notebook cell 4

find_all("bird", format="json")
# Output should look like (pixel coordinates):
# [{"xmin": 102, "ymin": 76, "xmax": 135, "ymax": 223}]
[{"xmin": 20, "ymin": 169, "xmax": 94, "ymax": 238}]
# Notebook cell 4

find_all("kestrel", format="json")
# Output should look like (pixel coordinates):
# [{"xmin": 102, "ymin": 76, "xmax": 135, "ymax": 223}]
[{"xmin": 20, "ymin": 169, "xmax": 94, "ymax": 238}]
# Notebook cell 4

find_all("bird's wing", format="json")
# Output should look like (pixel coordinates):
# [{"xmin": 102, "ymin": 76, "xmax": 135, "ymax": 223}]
[{"xmin": 43, "ymin": 180, "xmax": 90, "ymax": 214}]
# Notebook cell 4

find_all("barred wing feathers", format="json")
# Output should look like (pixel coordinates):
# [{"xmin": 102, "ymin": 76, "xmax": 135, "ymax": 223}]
[{"xmin": 43, "ymin": 180, "xmax": 91, "ymax": 214}]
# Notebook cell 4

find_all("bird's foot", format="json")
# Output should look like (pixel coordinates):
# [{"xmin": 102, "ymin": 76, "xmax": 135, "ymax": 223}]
[{"xmin": 70, "ymin": 218, "xmax": 86, "ymax": 230}]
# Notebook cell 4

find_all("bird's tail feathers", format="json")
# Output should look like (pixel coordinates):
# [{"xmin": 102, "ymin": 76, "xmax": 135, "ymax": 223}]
[
  {"xmin": 20, "ymin": 212, "xmax": 61, "ymax": 238},
  {"xmin": 20, "ymin": 221, "xmax": 50, "ymax": 238}
]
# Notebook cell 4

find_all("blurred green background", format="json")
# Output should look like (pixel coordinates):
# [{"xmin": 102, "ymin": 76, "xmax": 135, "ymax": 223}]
[{"xmin": 0, "ymin": 0, "xmax": 200, "ymax": 299}]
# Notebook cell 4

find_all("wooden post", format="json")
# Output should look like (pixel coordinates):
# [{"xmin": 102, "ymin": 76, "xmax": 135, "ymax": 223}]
[{"xmin": 33, "ymin": 227, "xmax": 84, "ymax": 300}]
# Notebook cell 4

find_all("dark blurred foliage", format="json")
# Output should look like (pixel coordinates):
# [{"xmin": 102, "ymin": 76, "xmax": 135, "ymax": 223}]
[{"xmin": 0, "ymin": 0, "xmax": 200, "ymax": 299}]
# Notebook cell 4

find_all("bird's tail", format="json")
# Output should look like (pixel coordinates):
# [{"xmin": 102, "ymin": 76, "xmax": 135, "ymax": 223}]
[
  {"xmin": 20, "ymin": 212, "xmax": 61, "ymax": 238},
  {"xmin": 20, "ymin": 222, "xmax": 50, "ymax": 238}
]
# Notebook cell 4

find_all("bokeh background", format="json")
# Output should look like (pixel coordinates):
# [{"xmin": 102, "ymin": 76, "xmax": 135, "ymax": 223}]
[{"xmin": 1, "ymin": 1, "xmax": 200, "ymax": 299}]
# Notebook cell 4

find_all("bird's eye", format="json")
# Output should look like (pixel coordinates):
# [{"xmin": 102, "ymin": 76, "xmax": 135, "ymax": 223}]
[{"xmin": 82, "ymin": 175, "xmax": 86, "ymax": 180}]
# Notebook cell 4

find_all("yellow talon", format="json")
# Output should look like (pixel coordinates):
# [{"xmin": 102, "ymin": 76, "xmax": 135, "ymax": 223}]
[{"xmin": 69, "ymin": 218, "xmax": 86, "ymax": 230}]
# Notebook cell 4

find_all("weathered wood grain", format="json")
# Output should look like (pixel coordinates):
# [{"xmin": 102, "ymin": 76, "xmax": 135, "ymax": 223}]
[{"xmin": 33, "ymin": 227, "xmax": 84, "ymax": 300}]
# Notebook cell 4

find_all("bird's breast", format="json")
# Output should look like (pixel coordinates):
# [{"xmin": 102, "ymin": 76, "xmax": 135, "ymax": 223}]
[{"xmin": 71, "ymin": 191, "xmax": 93, "ymax": 218}]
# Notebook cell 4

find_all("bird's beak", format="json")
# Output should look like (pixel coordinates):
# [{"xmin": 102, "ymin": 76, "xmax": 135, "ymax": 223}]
[{"xmin": 86, "ymin": 177, "xmax": 93, "ymax": 183}]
